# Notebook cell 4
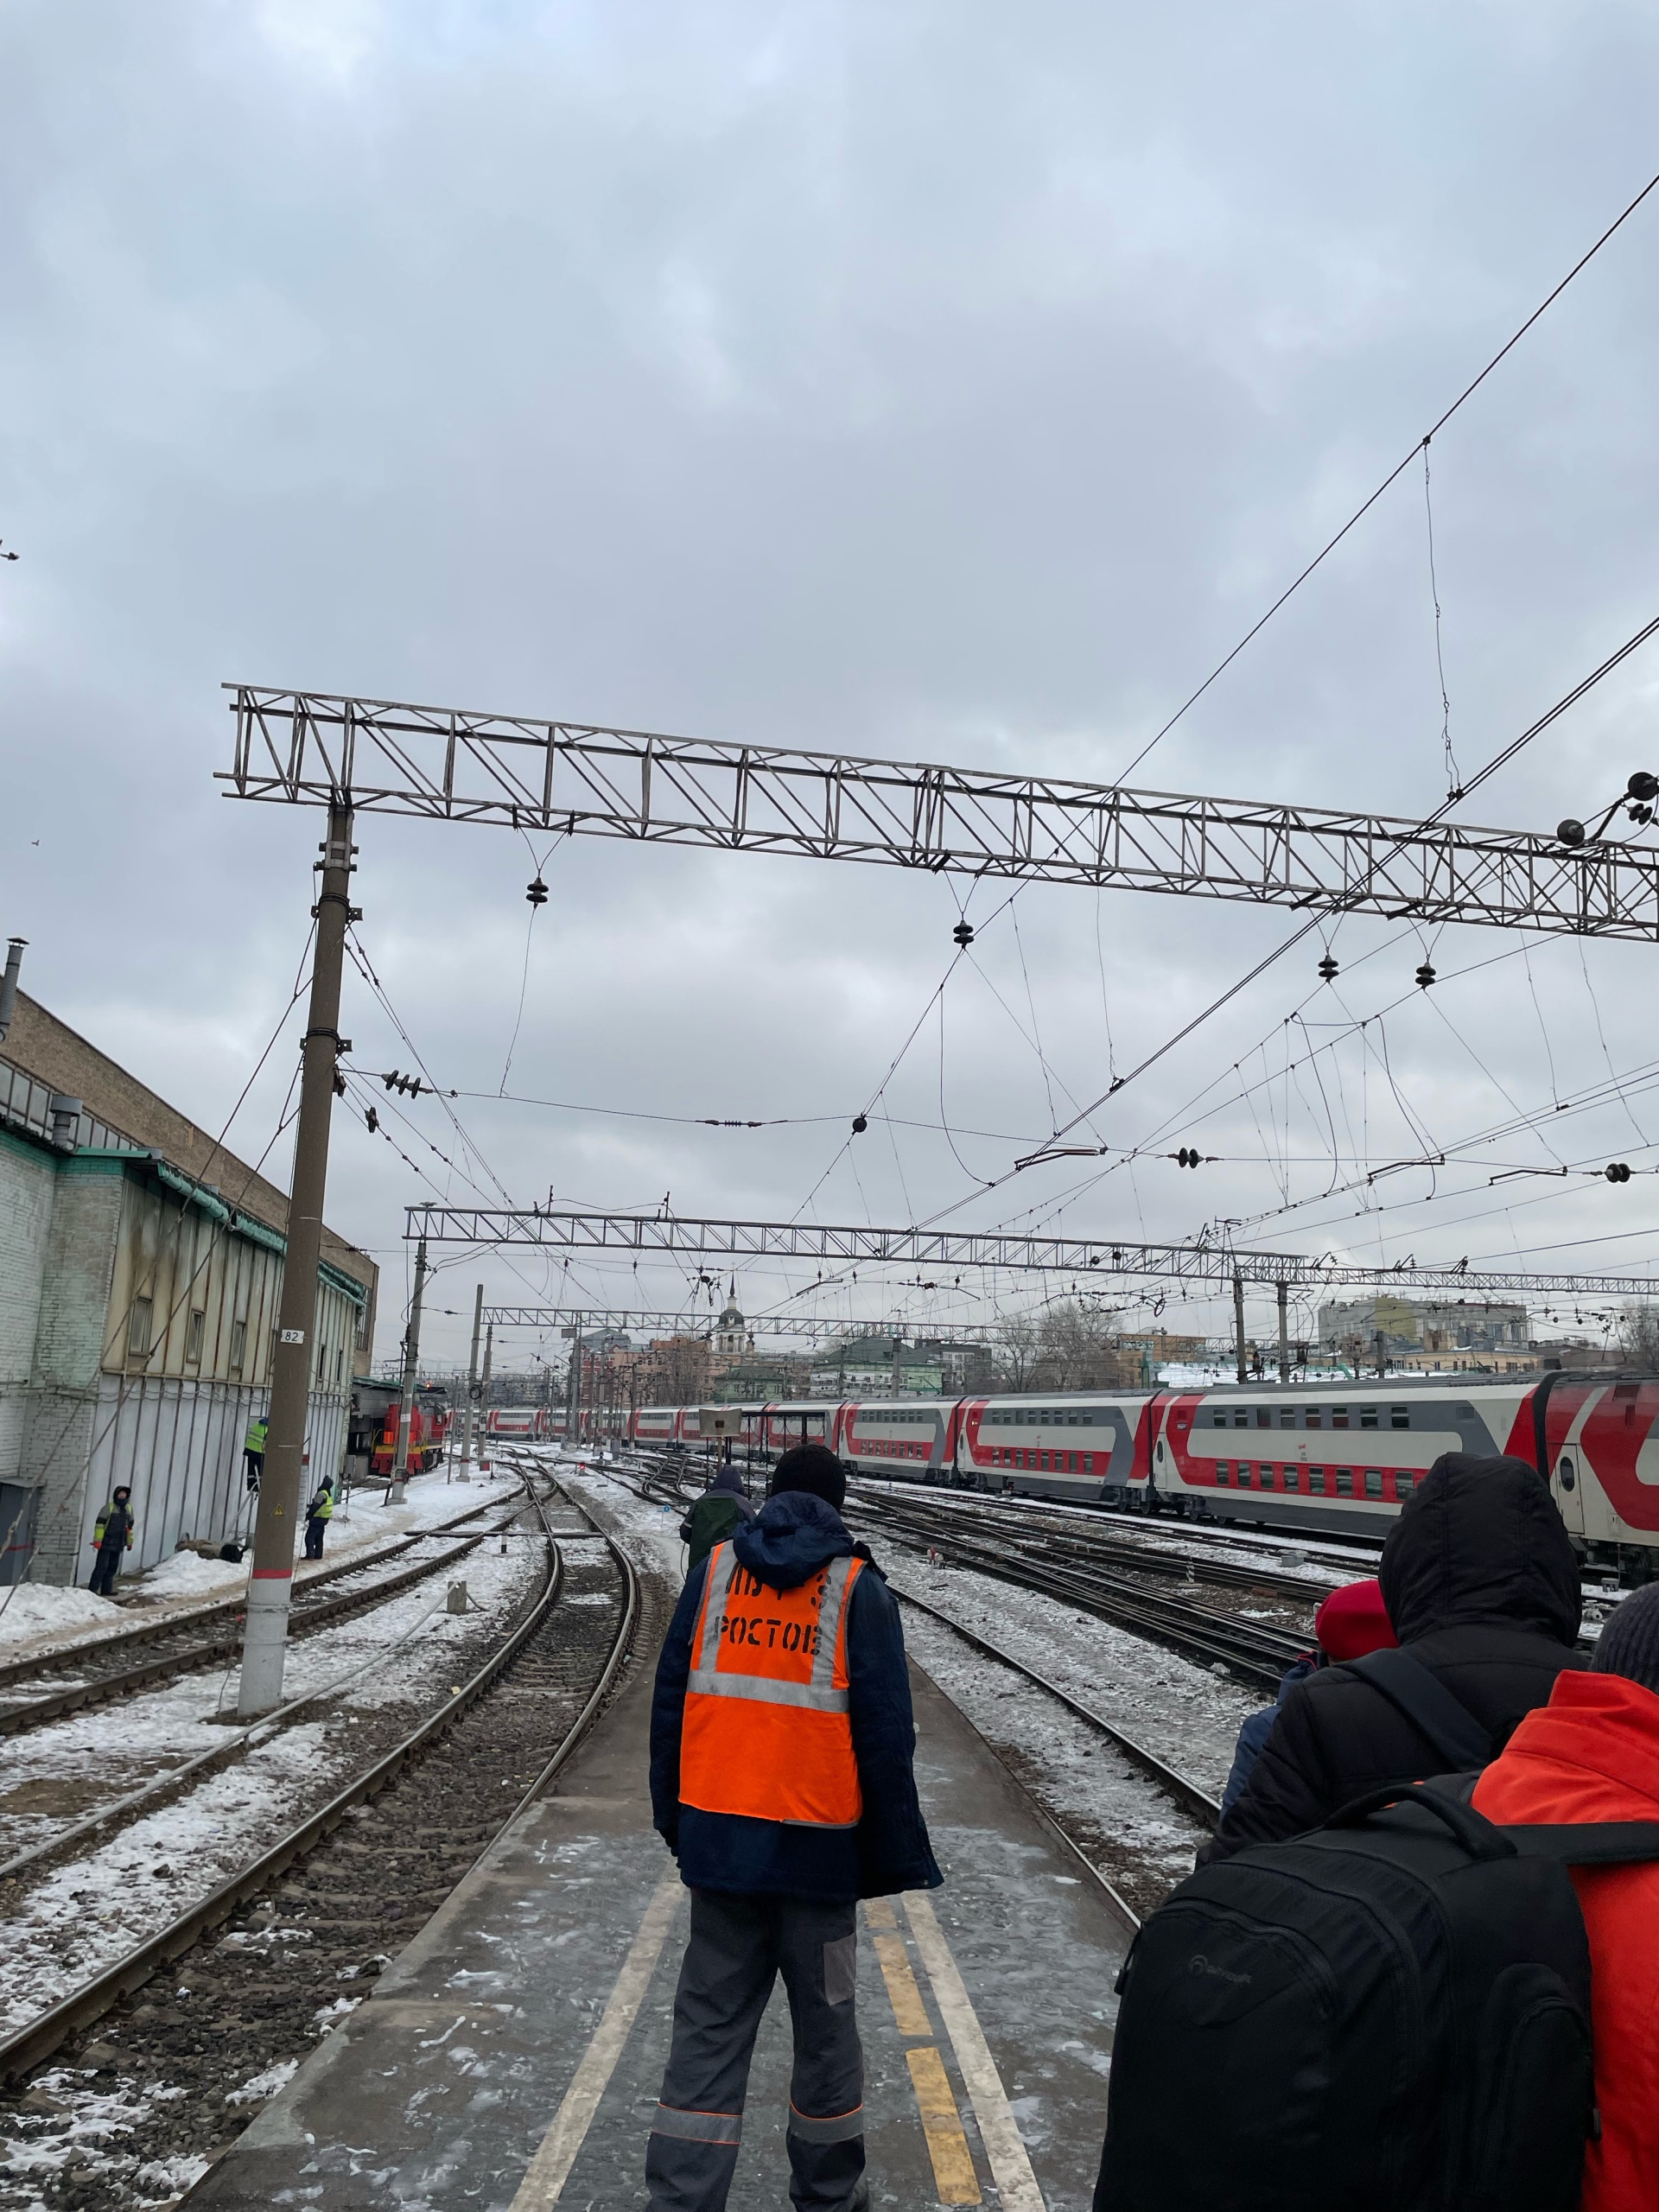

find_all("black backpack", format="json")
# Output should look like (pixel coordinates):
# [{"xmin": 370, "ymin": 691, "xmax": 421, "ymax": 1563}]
[{"xmin": 1093, "ymin": 1779, "xmax": 1659, "ymax": 2212}]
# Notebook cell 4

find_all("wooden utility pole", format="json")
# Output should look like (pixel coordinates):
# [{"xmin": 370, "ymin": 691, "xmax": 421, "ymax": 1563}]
[
  {"xmin": 238, "ymin": 800, "xmax": 354, "ymax": 1720},
  {"xmin": 390, "ymin": 1235, "xmax": 429, "ymax": 1504}
]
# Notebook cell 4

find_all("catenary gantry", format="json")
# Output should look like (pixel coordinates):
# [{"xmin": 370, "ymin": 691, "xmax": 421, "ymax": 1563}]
[
  {"xmin": 221, "ymin": 684, "xmax": 1659, "ymax": 940},
  {"xmin": 408, "ymin": 1205, "xmax": 1659, "ymax": 1299}
]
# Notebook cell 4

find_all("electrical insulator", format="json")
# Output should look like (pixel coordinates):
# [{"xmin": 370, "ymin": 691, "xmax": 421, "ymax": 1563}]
[
  {"xmin": 1557, "ymin": 818, "xmax": 1587, "ymax": 849},
  {"xmin": 952, "ymin": 920, "xmax": 974, "ymax": 948},
  {"xmin": 1415, "ymin": 962, "xmax": 1436, "ymax": 989},
  {"xmin": 1175, "ymin": 1146, "xmax": 1201, "ymax": 1168},
  {"xmin": 851, "ymin": 1114, "xmax": 868, "ymax": 1135},
  {"xmin": 1318, "ymin": 953, "xmax": 1338, "ymax": 982},
  {"xmin": 365, "ymin": 1106, "xmax": 379, "ymax": 1133},
  {"xmin": 1605, "ymin": 1161, "xmax": 1633, "ymax": 1184},
  {"xmin": 1629, "ymin": 772, "xmax": 1659, "ymax": 803},
  {"xmin": 526, "ymin": 877, "xmax": 549, "ymax": 906}
]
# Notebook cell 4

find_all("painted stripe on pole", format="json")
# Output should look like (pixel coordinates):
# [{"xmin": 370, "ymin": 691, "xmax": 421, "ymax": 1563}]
[
  {"xmin": 508, "ymin": 1872, "xmax": 683, "ymax": 2208},
  {"xmin": 902, "ymin": 1891, "xmax": 1048, "ymax": 2212}
]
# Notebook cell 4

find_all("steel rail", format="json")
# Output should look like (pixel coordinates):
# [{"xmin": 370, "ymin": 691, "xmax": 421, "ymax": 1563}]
[
  {"xmin": 0, "ymin": 1487, "xmax": 510, "ymax": 1695},
  {"xmin": 0, "ymin": 1478, "xmax": 633, "ymax": 2084},
  {"xmin": 893, "ymin": 1582, "xmax": 1222, "ymax": 1828},
  {"xmin": 404, "ymin": 1204, "xmax": 1659, "ymax": 1300},
  {"xmin": 0, "ymin": 1518, "xmax": 518, "ymax": 1738},
  {"xmin": 220, "ymin": 684, "xmax": 1659, "ymax": 943}
]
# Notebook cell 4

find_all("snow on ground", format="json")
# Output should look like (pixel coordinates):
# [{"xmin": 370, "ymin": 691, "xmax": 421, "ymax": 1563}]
[
  {"xmin": 0, "ymin": 1467, "xmax": 525, "ymax": 1663},
  {"xmin": 0, "ymin": 1516, "xmax": 550, "ymax": 2032},
  {"xmin": 877, "ymin": 1542, "xmax": 1262, "ymax": 1800},
  {"xmin": 555, "ymin": 1458, "xmax": 690, "ymax": 1582},
  {"xmin": 3, "ymin": 2068, "xmax": 201, "ymax": 2210}
]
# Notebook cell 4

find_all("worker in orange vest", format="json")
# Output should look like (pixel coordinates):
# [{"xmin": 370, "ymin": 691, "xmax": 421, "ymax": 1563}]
[{"xmin": 647, "ymin": 1441, "xmax": 941, "ymax": 2210}]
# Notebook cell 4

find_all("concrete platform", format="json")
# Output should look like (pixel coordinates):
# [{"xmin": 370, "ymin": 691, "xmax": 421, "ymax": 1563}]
[{"xmin": 192, "ymin": 1593, "xmax": 1129, "ymax": 2211}]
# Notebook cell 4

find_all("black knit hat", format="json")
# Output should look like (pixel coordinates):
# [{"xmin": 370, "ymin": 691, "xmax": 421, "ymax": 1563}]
[
  {"xmin": 1593, "ymin": 1583, "xmax": 1659, "ymax": 1694},
  {"xmin": 770, "ymin": 1443, "xmax": 847, "ymax": 1512}
]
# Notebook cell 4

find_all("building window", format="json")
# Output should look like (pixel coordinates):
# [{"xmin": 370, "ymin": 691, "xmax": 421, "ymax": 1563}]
[
  {"xmin": 127, "ymin": 1298, "xmax": 154, "ymax": 1360},
  {"xmin": 185, "ymin": 1310, "xmax": 205, "ymax": 1363},
  {"xmin": 334, "ymin": 1346, "xmax": 344, "ymax": 1383},
  {"xmin": 230, "ymin": 1319, "xmax": 246, "ymax": 1372}
]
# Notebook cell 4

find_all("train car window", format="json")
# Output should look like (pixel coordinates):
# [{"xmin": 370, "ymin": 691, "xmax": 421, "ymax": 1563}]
[
  {"xmin": 1331, "ymin": 1408, "xmax": 1350, "ymax": 1428},
  {"xmin": 1279, "ymin": 1408, "xmax": 1297, "ymax": 1427},
  {"xmin": 1082, "ymin": 1452, "xmax": 1093, "ymax": 1473},
  {"xmin": 1285, "ymin": 1468, "xmax": 1301, "ymax": 1491},
  {"xmin": 1305, "ymin": 1408, "xmax": 1323, "ymax": 1428},
  {"xmin": 1336, "ymin": 1469, "xmax": 1354, "ymax": 1496},
  {"xmin": 1215, "ymin": 1465, "xmax": 1230, "ymax": 1484},
  {"xmin": 1391, "ymin": 1408, "xmax": 1411, "ymax": 1429},
  {"xmin": 1364, "ymin": 1469, "xmax": 1383, "ymax": 1498},
  {"xmin": 1308, "ymin": 1467, "xmax": 1326, "ymax": 1494},
  {"xmin": 1255, "ymin": 1408, "xmax": 1273, "ymax": 1428},
  {"xmin": 1361, "ymin": 1408, "xmax": 1379, "ymax": 1430}
]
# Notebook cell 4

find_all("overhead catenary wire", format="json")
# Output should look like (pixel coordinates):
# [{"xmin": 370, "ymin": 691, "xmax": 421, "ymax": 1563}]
[{"xmin": 1115, "ymin": 162, "xmax": 1659, "ymax": 785}]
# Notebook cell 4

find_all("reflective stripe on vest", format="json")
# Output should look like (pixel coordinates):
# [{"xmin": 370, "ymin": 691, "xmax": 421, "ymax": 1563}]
[{"xmin": 679, "ymin": 1542, "xmax": 865, "ymax": 1829}]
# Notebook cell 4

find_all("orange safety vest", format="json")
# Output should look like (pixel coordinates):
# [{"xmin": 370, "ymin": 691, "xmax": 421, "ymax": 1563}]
[{"xmin": 679, "ymin": 1541, "xmax": 866, "ymax": 1829}]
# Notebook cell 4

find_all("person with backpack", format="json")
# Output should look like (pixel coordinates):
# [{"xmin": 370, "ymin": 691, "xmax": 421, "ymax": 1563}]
[
  {"xmin": 1217, "ymin": 1577, "xmax": 1397, "ymax": 1816},
  {"xmin": 88, "ymin": 1486, "xmax": 137, "ymax": 1595},
  {"xmin": 677, "ymin": 1459, "xmax": 755, "ymax": 1573},
  {"xmin": 1471, "ymin": 1582, "xmax": 1659, "ymax": 2211},
  {"xmin": 303, "ymin": 1477, "xmax": 334, "ymax": 1560},
  {"xmin": 1208, "ymin": 1452, "xmax": 1585, "ymax": 1856}
]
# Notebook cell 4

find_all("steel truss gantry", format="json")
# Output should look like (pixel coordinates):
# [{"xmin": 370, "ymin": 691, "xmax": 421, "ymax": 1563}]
[
  {"xmin": 482, "ymin": 1306, "xmax": 1008, "ymax": 1343},
  {"xmin": 223, "ymin": 685, "xmax": 1659, "ymax": 941},
  {"xmin": 410, "ymin": 1206, "xmax": 1659, "ymax": 1300}
]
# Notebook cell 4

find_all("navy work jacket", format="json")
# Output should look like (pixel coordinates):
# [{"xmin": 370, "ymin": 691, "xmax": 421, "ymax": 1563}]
[{"xmin": 650, "ymin": 1491, "xmax": 944, "ymax": 1902}]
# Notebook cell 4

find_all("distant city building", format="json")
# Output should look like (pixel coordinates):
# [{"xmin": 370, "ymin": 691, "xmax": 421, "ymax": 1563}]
[
  {"xmin": 1317, "ymin": 1294, "xmax": 1530, "ymax": 1360},
  {"xmin": 809, "ymin": 1338, "xmax": 944, "ymax": 1397}
]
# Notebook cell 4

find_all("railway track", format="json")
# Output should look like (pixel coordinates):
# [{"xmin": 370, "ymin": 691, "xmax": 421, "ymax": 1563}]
[
  {"xmin": 0, "ymin": 1485, "xmax": 528, "ymax": 1739},
  {"xmin": 0, "ymin": 1470, "xmax": 644, "ymax": 2211},
  {"xmin": 621, "ymin": 1451, "xmax": 1307, "ymax": 1690}
]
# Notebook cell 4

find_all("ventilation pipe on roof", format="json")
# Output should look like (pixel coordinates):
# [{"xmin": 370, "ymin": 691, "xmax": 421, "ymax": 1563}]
[{"xmin": 0, "ymin": 938, "xmax": 25, "ymax": 1046}]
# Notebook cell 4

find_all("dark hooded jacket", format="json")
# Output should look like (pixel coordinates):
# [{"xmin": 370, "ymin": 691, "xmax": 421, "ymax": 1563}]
[
  {"xmin": 651, "ymin": 1490, "xmax": 943, "ymax": 1900},
  {"xmin": 1208, "ymin": 1453, "xmax": 1586, "ymax": 1857},
  {"xmin": 677, "ymin": 1462, "xmax": 756, "ymax": 1571}
]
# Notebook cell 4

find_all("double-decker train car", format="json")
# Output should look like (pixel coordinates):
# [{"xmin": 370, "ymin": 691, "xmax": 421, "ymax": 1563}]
[
  {"xmin": 485, "ymin": 1407, "xmax": 551, "ymax": 1441},
  {"xmin": 617, "ymin": 1372, "xmax": 1659, "ymax": 1573}
]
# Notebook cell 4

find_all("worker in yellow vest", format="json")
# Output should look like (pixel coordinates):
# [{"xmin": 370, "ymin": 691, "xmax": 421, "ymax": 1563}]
[
  {"xmin": 303, "ymin": 1478, "xmax": 334, "ymax": 1560},
  {"xmin": 243, "ymin": 1414, "xmax": 269, "ymax": 1493},
  {"xmin": 647, "ymin": 1442, "xmax": 941, "ymax": 2210},
  {"xmin": 89, "ymin": 1487, "xmax": 137, "ymax": 1596}
]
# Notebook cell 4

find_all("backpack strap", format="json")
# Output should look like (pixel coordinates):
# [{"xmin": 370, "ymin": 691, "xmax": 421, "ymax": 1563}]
[
  {"xmin": 1346, "ymin": 1649, "xmax": 1493, "ymax": 1770},
  {"xmin": 1499, "ymin": 1821, "xmax": 1659, "ymax": 1866}
]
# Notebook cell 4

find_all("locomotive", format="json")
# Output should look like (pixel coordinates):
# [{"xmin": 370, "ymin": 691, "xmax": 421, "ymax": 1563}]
[
  {"xmin": 616, "ymin": 1374, "xmax": 1659, "ymax": 1575},
  {"xmin": 350, "ymin": 1380, "xmax": 452, "ymax": 1478}
]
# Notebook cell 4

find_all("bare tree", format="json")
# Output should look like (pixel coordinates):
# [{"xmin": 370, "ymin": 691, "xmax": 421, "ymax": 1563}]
[
  {"xmin": 992, "ymin": 1313, "xmax": 1039, "ymax": 1392},
  {"xmin": 1033, "ymin": 1300, "xmax": 1116, "ymax": 1389},
  {"xmin": 1620, "ymin": 1305, "xmax": 1659, "ymax": 1370}
]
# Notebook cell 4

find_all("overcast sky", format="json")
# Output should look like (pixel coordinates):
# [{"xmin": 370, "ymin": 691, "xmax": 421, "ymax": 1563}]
[{"xmin": 6, "ymin": 0, "xmax": 1659, "ymax": 1374}]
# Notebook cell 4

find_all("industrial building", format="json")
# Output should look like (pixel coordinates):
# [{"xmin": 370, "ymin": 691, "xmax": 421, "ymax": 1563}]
[{"xmin": 0, "ymin": 988, "xmax": 378, "ymax": 1586}]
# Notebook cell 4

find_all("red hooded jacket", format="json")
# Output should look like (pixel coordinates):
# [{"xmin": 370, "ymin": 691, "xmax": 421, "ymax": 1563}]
[{"xmin": 1472, "ymin": 1671, "xmax": 1659, "ymax": 2212}]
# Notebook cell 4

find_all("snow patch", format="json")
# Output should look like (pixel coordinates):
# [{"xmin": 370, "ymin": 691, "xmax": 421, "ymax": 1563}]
[
  {"xmin": 226, "ymin": 2058, "xmax": 299, "ymax": 2106},
  {"xmin": 0, "ymin": 1584, "xmax": 124, "ymax": 1650}
]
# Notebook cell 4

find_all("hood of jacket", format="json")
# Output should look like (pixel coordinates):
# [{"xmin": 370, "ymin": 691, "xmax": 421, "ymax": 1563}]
[
  {"xmin": 1380, "ymin": 1452, "xmax": 1580, "ymax": 1646},
  {"xmin": 707, "ymin": 1464, "xmax": 750, "ymax": 1498},
  {"xmin": 732, "ymin": 1491, "xmax": 855, "ymax": 1591}
]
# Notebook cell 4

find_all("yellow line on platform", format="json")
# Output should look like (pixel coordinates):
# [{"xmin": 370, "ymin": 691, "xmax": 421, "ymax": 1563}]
[
  {"xmin": 903, "ymin": 1891, "xmax": 1048, "ymax": 2212},
  {"xmin": 865, "ymin": 1897, "xmax": 933, "ymax": 2036},
  {"xmin": 906, "ymin": 2044, "xmax": 983, "ymax": 2205}
]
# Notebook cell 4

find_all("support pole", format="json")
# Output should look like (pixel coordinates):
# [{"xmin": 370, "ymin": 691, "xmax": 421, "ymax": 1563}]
[
  {"xmin": 566, "ymin": 1313, "xmax": 582, "ymax": 1452},
  {"xmin": 1233, "ymin": 1274, "xmax": 1248, "ymax": 1386},
  {"xmin": 391, "ymin": 1235, "xmax": 429, "ymax": 1504},
  {"xmin": 479, "ymin": 1323, "xmax": 493, "ymax": 1464},
  {"xmin": 458, "ymin": 1282, "xmax": 483, "ymax": 1482},
  {"xmin": 1277, "ymin": 1281, "xmax": 1289, "ymax": 1383},
  {"xmin": 238, "ymin": 799, "xmax": 354, "ymax": 1721}
]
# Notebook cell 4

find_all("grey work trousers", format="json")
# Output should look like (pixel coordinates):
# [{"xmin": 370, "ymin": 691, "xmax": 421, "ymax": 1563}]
[{"xmin": 645, "ymin": 1889, "xmax": 867, "ymax": 2212}]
